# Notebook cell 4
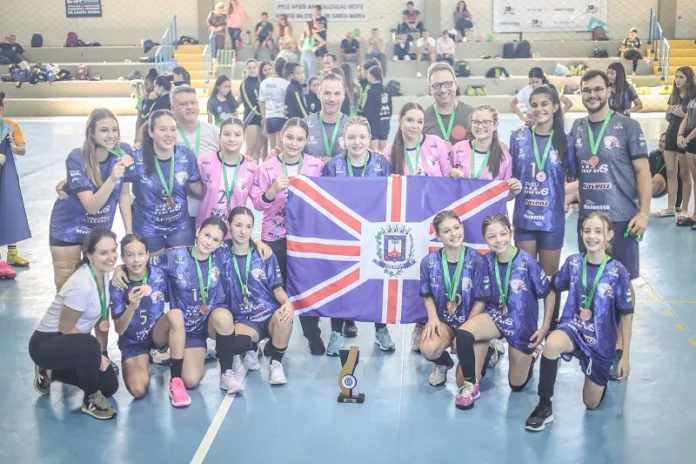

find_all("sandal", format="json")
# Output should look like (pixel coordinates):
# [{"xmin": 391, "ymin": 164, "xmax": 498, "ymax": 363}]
[
  {"xmin": 655, "ymin": 209, "xmax": 676, "ymax": 218},
  {"xmin": 677, "ymin": 217, "xmax": 695, "ymax": 227}
]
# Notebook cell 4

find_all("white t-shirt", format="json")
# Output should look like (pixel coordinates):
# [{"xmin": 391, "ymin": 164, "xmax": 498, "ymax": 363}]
[
  {"xmin": 35, "ymin": 265, "xmax": 111, "ymax": 334},
  {"xmin": 472, "ymin": 149, "xmax": 488, "ymax": 177},
  {"xmin": 515, "ymin": 85, "xmax": 562, "ymax": 115},
  {"xmin": 259, "ymin": 77, "xmax": 290, "ymax": 119},
  {"xmin": 284, "ymin": 162, "xmax": 300, "ymax": 177},
  {"xmin": 416, "ymin": 37, "xmax": 436, "ymax": 52},
  {"xmin": 178, "ymin": 121, "xmax": 220, "ymax": 216}
]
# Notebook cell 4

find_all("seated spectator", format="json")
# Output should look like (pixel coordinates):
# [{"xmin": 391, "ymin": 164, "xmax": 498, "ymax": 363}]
[
  {"xmin": 277, "ymin": 26, "xmax": 298, "ymax": 62},
  {"xmin": 453, "ymin": 1, "xmax": 473, "ymax": 42},
  {"xmin": 365, "ymin": 28, "xmax": 388, "ymax": 74},
  {"xmin": 207, "ymin": 2, "xmax": 228, "ymax": 55},
  {"xmin": 399, "ymin": 2, "xmax": 424, "ymax": 37},
  {"xmin": 323, "ymin": 53, "xmax": 338, "ymax": 72},
  {"xmin": 254, "ymin": 12, "xmax": 275, "ymax": 59},
  {"xmin": 620, "ymin": 27, "xmax": 652, "ymax": 76},
  {"xmin": 0, "ymin": 35, "xmax": 29, "ymax": 64},
  {"xmin": 312, "ymin": 5, "xmax": 329, "ymax": 57},
  {"xmin": 172, "ymin": 67, "xmax": 191, "ymax": 86},
  {"xmin": 436, "ymin": 30, "xmax": 455, "ymax": 66},
  {"xmin": 392, "ymin": 34, "xmax": 411, "ymax": 62},
  {"xmin": 339, "ymin": 31, "xmax": 361, "ymax": 75},
  {"xmin": 416, "ymin": 30, "xmax": 436, "ymax": 78}
]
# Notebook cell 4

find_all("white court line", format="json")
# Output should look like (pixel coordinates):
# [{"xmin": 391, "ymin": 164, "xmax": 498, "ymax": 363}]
[{"xmin": 190, "ymin": 368, "xmax": 248, "ymax": 464}]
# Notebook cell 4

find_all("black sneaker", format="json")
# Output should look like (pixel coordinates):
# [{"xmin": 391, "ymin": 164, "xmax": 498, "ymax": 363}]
[
  {"xmin": 81, "ymin": 392, "xmax": 116, "ymax": 420},
  {"xmin": 308, "ymin": 336, "xmax": 326, "ymax": 355},
  {"xmin": 343, "ymin": 321, "xmax": 358, "ymax": 338},
  {"xmin": 525, "ymin": 403, "xmax": 554, "ymax": 432},
  {"xmin": 33, "ymin": 365, "xmax": 50, "ymax": 395}
]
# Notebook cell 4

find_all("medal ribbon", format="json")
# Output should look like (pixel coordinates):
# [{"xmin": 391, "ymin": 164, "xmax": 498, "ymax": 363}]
[
  {"xmin": 281, "ymin": 154, "xmax": 304, "ymax": 177},
  {"xmin": 532, "ymin": 128, "xmax": 555, "ymax": 173},
  {"xmin": 220, "ymin": 153, "xmax": 242, "ymax": 204},
  {"xmin": 470, "ymin": 141, "xmax": 491, "ymax": 179},
  {"xmin": 192, "ymin": 248, "xmax": 213, "ymax": 306},
  {"xmin": 404, "ymin": 136, "xmax": 422, "ymax": 174},
  {"xmin": 581, "ymin": 254, "xmax": 609, "ymax": 310},
  {"xmin": 89, "ymin": 265, "xmax": 108, "ymax": 321},
  {"xmin": 494, "ymin": 247, "xmax": 515, "ymax": 306},
  {"xmin": 587, "ymin": 111, "xmax": 613, "ymax": 157},
  {"xmin": 154, "ymin": 155, "xmax": 175, "ymax": 199},
  {"xmin": 320, "ymin": 114, "xmax": 342, "ymax": 157},
  {"xmin": 441, "ymin": 248, "xmax": 466, "ymax": 303},
  {"xmin": 434, "ymin": 104, "xmax": 457, "ymax": 142},
  {"xmin": 232, "ymin": 249, "xmax": 252, "ymax": 296},
  {"xmin": 347, "ymin": 152, "xmax": 369, "ymax": 177},
  {"xmin": 177, "ymin": 122, "xmax": 201, "ymax": 157}
]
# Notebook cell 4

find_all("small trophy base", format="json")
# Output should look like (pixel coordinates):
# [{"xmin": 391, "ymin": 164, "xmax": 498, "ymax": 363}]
[{"xmin": 338, "ymin": 393, "xmax": 365, "ymax": 404}]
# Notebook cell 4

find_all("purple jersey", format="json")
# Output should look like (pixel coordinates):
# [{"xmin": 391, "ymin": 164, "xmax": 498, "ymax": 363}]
[
  {"xmin": 131, "ymin": 144, "xmax": 200, "ymax": 237},
  {"xmin": 227, "ymin": 248, "xmax": 284, "ymax": 322},
  {"xmin": 150, "ymin": 247, "xmax": 229, "ymax": 337},
  {"xmin": 419, "ymin": 248, "xmax": 491, "ymax": 328},
  {"xmin": 322, "ymin": 151, "xmax": 392, "ymax": 177},
  {"xmin": 511, "ymin": 129, "xmax": 576, "ymax": 232},
  {"xmin": 554, "ymin": 253, "xmax": 634, "ymax": 367},
  {"xmin": 109, "ymin": 264, "xmax": 168, "ymax": 349},
  {"xmin": 484, "ymin": 249, "xmax": 551, "ymax": 354},
  {"xmin": 49, "ymin": 144, "xmax": 132, "ymax": 243}
]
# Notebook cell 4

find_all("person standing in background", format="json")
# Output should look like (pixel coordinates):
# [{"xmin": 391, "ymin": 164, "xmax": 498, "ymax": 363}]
[
  {"xmin": 207, "ymin": 3, "xmax": 228, "ymax": 54},
  {"xmin": 226, "ymin": 0, "xmax": 247, "ymax": 60}
]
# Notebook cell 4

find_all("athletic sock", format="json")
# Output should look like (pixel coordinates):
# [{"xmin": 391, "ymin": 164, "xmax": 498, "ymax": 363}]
[
  {"xmin": 538, "ymin": 355, "xmax": 559, "ymax": 407},
  {"xmin": 455, "ymin": 329, "xmax": 476, "ymax": 383},
  {"xmin": 433, "ymin": 351, "xmax": 453, "ymax": 367},
  {"xmin": 266, "ymin": 343, "xmax": 287, "ymax": 363},
  {"xmin": 216, "ymin": 334, "xmax": 237, "ymax": 373},
  {"xmin": 170, "ymin": 358, "xmax": 184, "ymax": 379}
]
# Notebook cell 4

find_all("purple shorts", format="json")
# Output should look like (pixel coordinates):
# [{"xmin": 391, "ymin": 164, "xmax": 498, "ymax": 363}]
[
  {"xmin": 236, "ymin": 317, "xmax": 273, "ymax": 340},
  {"xmin": 558, "ymin": 326, "xmax": 610, "ymax": 387},
  {"xmin": 577, "ymin": 219, "xmax": 639, "ymax": 280},
  {"xmin": 514, "ymin": 225, "xmax": 565, "ymax": 251}
]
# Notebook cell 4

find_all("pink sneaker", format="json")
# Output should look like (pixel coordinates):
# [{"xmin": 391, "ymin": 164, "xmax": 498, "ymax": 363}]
[
  {"xmin": 169, "ymin": 377, "xmax": 191, "ymax": 408},
  {"xmin": 0, "ymin": 261, "xmax": 17, "ymax": 279},
  {"xmin": 455, "ymin": 380, "xmax": 480, "ymax": 410}
]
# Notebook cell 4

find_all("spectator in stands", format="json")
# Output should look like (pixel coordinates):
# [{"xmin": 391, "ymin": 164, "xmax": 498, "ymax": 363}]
[
  {"xmin": 436, "ymin": 30, "xmax": 456, "ymax": 67},
  {"xmin": 226, "ymin": 0, "xmax": 247, "ymax": 57},
  {"xmin": 453, "ymin": 1, "xmax": 473, "ymax": 42},
  {"xmin": 207, "ymin": 2, "xmax": 227, "ymax": 54},
  {"xmin": 277, "ymin": 26, "xmax": 298, "ymax": 62},
  {"xmin": 172, "ymin": 67, "xmax": 191, "ymax": 86},
  {"xmin": 339, "ymin": 31, "xmax": 361, "ymax": 75},
  {"xmin": 620, "ymin": 27, "xmax": 652, "ymax": 76},
  {"xmin": 299, "ymin": 22, "xmax": 325, "ymax": 85},
  {"xmin": 0, "ymin": 35, "xmax": 29, "ymax": 64},
  {"xmin": 312, "ymin": 5, "xmax": 329, "ymax": 57},
  {"xmin": 416, "ymin": 30, "xmax": 436, "ymax": 78},
  {"xmin": 254, "ymin": 13, "xmax": 275, "ymax": 60},
  {"xmin": 340, "ymin": 63, "xmax": 359, "ymax": 116},
  {"xmin": 511, "ymin": 67, "xmax": 572, "ymax": 126},
  {"xmin": 323, "ymin": 54, "xmax": 338, "ymax": 72},
  {"xmin": 365, "ymin": 28, "xmax": 388, "ymax": 74},
  {"xmin": 144, "ymin": 75, "xmax": 172, "ymax": 115},
  {"xmin": 276, "ymin": 15, "xmax": 293, "ymax": 45},
  {"xmin": 392, "ymin": 34, "xmax": 412, "ymax": 62},
  {"xmin": 607, "ymin": 62, "xmax": 643, "ymax": 116},
  {"xmin": 136, "ymin": 68, "xmax": 158, "ymax": 133},
  {"xmin": 399, "ymin": 2, "xmax": 424, "ymax": 37}
]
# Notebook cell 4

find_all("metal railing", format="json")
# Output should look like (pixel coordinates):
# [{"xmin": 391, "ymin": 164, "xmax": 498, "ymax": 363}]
[
  {"xmin": 201, "ymin": 31, "xmax": 214, "ymax": 95},
  {"xmin": 647, "ymin": 8, "xmax": 671, "ymax": 86},
  {"xmin": 155, "ymin": 15, "xmax": 178, "ymax": 75}
]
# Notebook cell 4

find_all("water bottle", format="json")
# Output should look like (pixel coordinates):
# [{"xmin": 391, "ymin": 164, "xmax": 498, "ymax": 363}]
[{"xmin": 246, "ymin": 31, "xmax": 251, "ymax": 45}]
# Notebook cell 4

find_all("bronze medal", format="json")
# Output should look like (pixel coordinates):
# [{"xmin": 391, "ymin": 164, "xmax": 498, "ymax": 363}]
[
  {"xmin": 580, "ymin": 308, "xmax": 593, "ymax": 321},
  {"xmin": 200, "ymin": 303, "xmax": 210, "ymax": 315},
  {"xmin": 502, "ymin": 304, "xmax": 508, "ymax": 318},
  {"xmin": 445, "ymin": 141, "xmax": 453, "ymax": 152},
  {"xmin": 535, "ymin": 171, "xmax": 547, "ymax": 183},
  {"xmin": 98, "ymin": 320, "xmax": 110, "ymax": 332},
  {"xmin": 139, "ymin": 284, "xmax": 152, "ymax": 297},
  {"xmin": 589, "ymin": 156, "xmax": 600, "ymax": 167},
  {"xmin": 166, "ymin": 196, "xmax": 175, "ymax": 208},
  {"xmin": 446, "ymin": 300, "xmax": 457, "ymax": 314}
]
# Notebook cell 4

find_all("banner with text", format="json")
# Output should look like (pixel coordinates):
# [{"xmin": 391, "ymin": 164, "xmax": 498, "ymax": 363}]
[
  {"xmin": 275, "ymin": 1, "xmax": 367, "ymax": 22},
  {"xmin": 493, "ymin": 0, "xmax": 608, "ymax": 33},
  {"xmin": 65, "ymin": 0, "xmax": 102, "ymax": 18}
]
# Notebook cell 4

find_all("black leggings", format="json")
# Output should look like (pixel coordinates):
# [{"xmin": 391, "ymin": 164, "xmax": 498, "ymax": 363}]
[
  {"xmin": 624, "ymin": 50, "xmax": 643, "ymax": 73},
  {"xmin": 29, "ymin": 331, "xmax": 119, "ymax": 397},
  {"xmin": 331, "ymin": 318, "xmax": 385, "ymax": 333},
  {"xmin": 228, "ymin": 28, "xmax": 242, "ymax": 52},
  {"xmin": 266, "ymin": 238, "xmax": 321, "ymax": 340}
]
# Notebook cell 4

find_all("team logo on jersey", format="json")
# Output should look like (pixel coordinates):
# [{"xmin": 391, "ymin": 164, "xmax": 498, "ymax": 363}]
[
  {"xmin": 603, "ymin": 136, "xmax": 621, "ymax": 149},
  {"xmin": 176, "ymin": 172, "xmax": 188, "ymax": 184},
  {"xmin": 372, "ymin": 224, "xmax": 416, "ymax": 277},
  {"xmin": 150, "ymin": 291, "xmax": 165, "ymax": 302},
  {"xmin": 597, "ymin": 282, "xmax": 614, "ymax": 298},
  {"xmin": 251, "ymin": 268, "xmax": 267, "ymax": 280},
  {"xmin": 461, "ymin": 276, "xmax": 473, "ymax": 290},
  {"xmin": 614, "ymin": 122, "xmax": 624, "ymax": 130},
  {"xmin": 381, "ymin": 93, "xmax": 389, "ymax": 104},
  {"xmin": 426, "ymin": 156, "xmax": 437, "ymax": 167},
  {"xmin": 239, "ymin": 179, "xmax": 249, "ymax": 190},
  {"xmin": 510, "ymin": 279, "xmax": 527, "ymax": 293}
]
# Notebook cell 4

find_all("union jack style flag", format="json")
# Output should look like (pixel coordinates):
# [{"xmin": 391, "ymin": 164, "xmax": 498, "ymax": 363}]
[{"xmin": 286, "ymin": 176, "xmax": 508, "ymax": 324}]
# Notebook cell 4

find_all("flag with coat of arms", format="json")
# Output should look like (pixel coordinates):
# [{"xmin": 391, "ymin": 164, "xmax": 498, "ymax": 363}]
[{"xmin": 286, "ymin": 176, "xmax": 509, "ymax": 324}]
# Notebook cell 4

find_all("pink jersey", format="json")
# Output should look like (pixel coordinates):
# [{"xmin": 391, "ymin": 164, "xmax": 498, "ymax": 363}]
[
  {"xmin": 450, "ymin": 139, "xmax": 513, "ymax": 181},
  {"xmin": 196, "ymin": 152, "xmax": 258, "ymax": 235},
  {"xmin": 250, "ymin": 154, "xmax": 324, "ymax": 241},
  {"xmin": 382, "ymin": 134, "xmax": 452, "ymax": 177}
]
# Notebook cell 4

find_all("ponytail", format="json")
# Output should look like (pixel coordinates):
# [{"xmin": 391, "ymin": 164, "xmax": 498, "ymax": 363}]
[
  {"xmin": 142, "ymin": 109, "xmax": 176, "ymax": 176},
  {"xmin": 470, "ymin": 104, "xmax": 503, "ymax": 178}
]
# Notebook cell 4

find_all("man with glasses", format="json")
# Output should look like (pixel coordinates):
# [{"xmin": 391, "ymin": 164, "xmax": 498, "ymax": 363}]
[
  {"xmin": 565, "ymin": 69, "xmax": 651, "ymax": 379},
  {"xmin": 422, "ymin": 63, "xmax": 473, "ymax": 153}
]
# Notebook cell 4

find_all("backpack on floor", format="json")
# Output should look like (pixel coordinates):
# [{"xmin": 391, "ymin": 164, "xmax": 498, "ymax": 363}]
[
  {"xmin": 455, "ymin": 60, "xmax": 471, "ymax": 78},
  {"xmin": 593, "ymin": 48, "xmax": 609, "ymax": 58},
  {"xmin": 31, "ymin": 34, "xmax": 43, "ymax": 48},
  {"xmin": 76, "ymin": 63, "xmax": 89, "ymax": 80},
  {"xmin": 592, "ymin": 26, "xmax": 608, "ymax": 41},
  {"xmin": 386, "ymin": 80, "xmax": 402, "ymax": 97},
  {"xmin": 503, "ymin": 43, "xmax": 516, "ymax": 59},
  {"xmin": 485, "ymin": 67, "xmax": 510, "ymax": 79},
  {"xmin": 465, "ymin": 85, "xmax": 488, "ymax": 97},
  {"xmin": 515, "ymin": 40, "xmax": 531, "ymax": 58},
  {"xmin": 66, "ymin": 32, "xmax": 79, "ymax": 47}
]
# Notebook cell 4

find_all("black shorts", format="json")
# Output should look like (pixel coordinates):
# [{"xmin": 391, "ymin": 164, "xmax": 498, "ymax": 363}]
[
  {"xmin": 266, "ymin": 117, "xmax": 287, "ymax": 135},
  {"xmin": 245, "ymin": 113, "xmax": 262, "ymax": 127},
  {"xmin": 686, "ymin": 136, "xmax": 696, "ymax": 154},
  {"xmin": 577, "ymin": 220, "xmax": 639, "ymax": 280},
  {"xmin": 664, "ymin": 124, "xmax": 685, "ymax": 153},
  {"xmin": 49, "ymin": 236, "xmax": 83, "ymax": 247}
]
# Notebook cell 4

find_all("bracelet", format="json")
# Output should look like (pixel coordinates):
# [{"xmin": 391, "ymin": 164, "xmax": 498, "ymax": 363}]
[{"xmin": 639, "ymin": 212, "xmax": 650, "ymax": 220}]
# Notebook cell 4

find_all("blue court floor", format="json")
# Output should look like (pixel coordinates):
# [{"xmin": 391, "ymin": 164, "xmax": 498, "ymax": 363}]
[{"xmin": 0, "ymin": 115, "xmax": 694, "ymax": 464}]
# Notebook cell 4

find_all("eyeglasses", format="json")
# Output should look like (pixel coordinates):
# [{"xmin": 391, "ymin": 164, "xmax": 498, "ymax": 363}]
[
  {"xmin": 471, "ymin": 120, "xmax": 494, "ymax": 128},
  {"xmin": 581, "ymin": 87, "xmax": 606, "ymax": 96},
  {"xmin": 430, "ymin": 81, "xmax": 454, "ymax": 91}
]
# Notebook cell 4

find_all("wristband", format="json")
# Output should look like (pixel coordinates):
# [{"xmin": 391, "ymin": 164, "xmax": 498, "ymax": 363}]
[{"xmin": 101, "ymin": 351, "xmax": 109, "ymax": 358}]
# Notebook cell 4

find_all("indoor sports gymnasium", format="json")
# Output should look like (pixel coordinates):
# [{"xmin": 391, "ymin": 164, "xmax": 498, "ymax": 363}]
[{"xmin": 0, "ymin": 0, "xmax": 695, "ymax": 462}]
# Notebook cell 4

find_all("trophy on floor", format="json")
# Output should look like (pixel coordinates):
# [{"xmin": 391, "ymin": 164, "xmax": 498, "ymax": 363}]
[{"xmin": 337, "ymin": 346, "xmax": 365, "ymax": 403}]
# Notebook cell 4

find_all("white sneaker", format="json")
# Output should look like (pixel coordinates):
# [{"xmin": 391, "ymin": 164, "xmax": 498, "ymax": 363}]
[
  {"xmin": 411, "ymin": 324, "xmax": 424, "ymax": 352},
  {"xmin": 243, "ymin": 349, "xmax": 260, "ymax": 371},
  {"xmin": 392, "ymin": 55, "xmax": 399, "ymax": 61},
  {"xmin": 416, "ymin": 71, "xmax": 423, "ymax": 78},
  {"xmin": 404, "ymin": 55, "xmax": 411, "ymax": 61},
  {"xmin": 487, "ymin": 339, "xmax": 505, "ymax": 368},
  {"xmin": 429, "ymin": 364, "xmax": 450, "ymax": 386},
  {"xmin": 220, "ymin": 369, "xmax": 244, "ymax": 394},
  {"xmin": 493, "ymin": 338, "xmax": 506, "ymax": 354},
  {"xmin": 150, "ymin": 348, "xmax": 171, "ymax": 365},
  {"xmin": 269, "ymin": 360, "xmax": 287, "ymax": 385}
]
